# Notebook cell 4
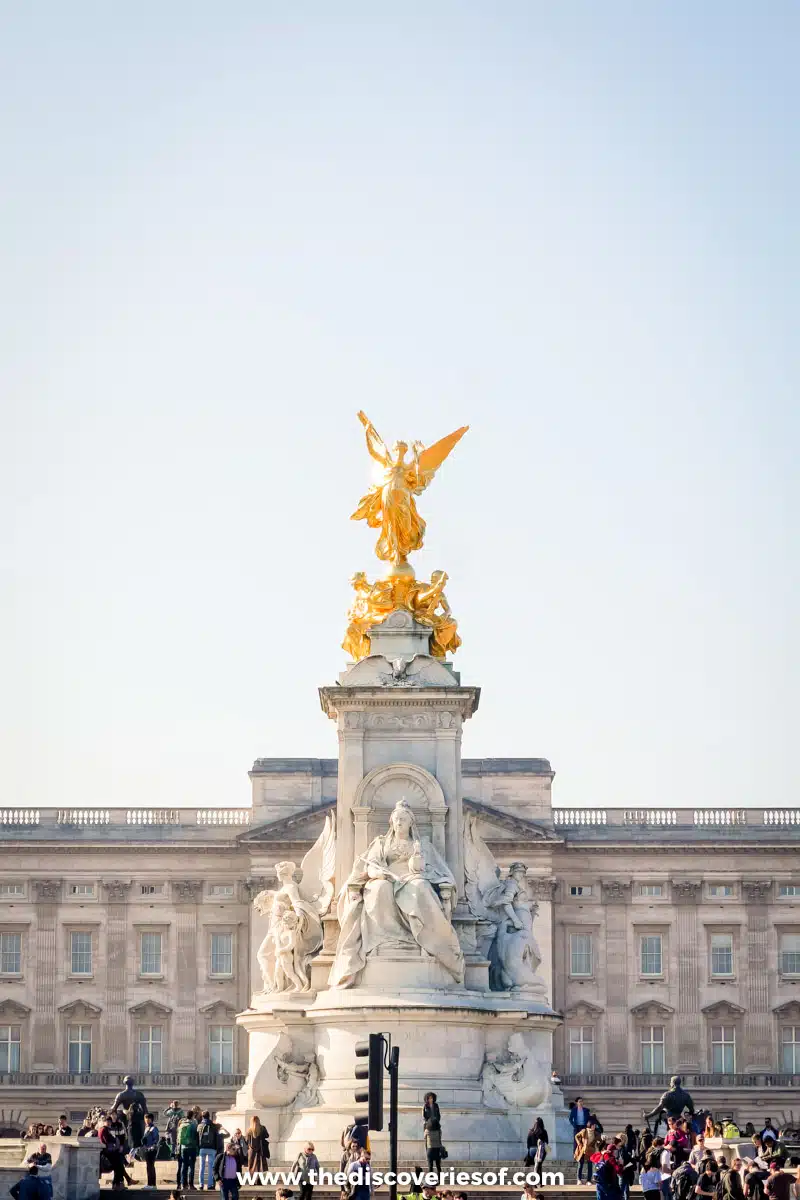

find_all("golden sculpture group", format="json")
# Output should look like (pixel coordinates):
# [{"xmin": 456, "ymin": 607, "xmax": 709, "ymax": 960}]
[{"xmin": 343, "ymin": 412, "xmax": 467, "ymax": 661}]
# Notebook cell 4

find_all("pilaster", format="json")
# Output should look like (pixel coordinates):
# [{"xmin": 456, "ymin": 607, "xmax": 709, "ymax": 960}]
[
  {"xmin": 743, "ymin": 880, "xmax": 773, "ymax": 1070},
  {"xmin": 31, "ymin": 879, "xmax": 60, "ymax": 1070},
  {"xmin": 172, "ymin": 880, "xmax": 202, "ymax": 1070},
  {"xmin": 673, "ymin": 880, "xmax": 702, "ymax": 1071},
  {"xmin": 102, "ymin": 880, "xmax": 131, "ymax": 1068},
  {"xmin": 602, "ymin": 880, "xmax": 631, "ymax": 1068}
]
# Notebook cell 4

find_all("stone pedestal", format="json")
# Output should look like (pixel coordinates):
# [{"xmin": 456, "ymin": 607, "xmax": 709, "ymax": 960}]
[{"xmin": 218, "ymin": 987, "xmax": 561, "ymax": 1163}]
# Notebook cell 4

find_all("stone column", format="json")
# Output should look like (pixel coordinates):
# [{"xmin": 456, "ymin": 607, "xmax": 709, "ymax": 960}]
[
  {"xmin": 673, "ymin": 880, "xmax": 702, "ymax": 1072},
  {"xmin": 103, "ymin": 880, "xmax": 131, "ymax": 1068},
  {"xmin": 335, "ymin": 711, "xmax": 365, "ymax": 885},
  {"xmin": 31, "ymin": 879, "xmax": 61, "ymax": 1070},
  {"xmin": 602, "ymin": 881, "xmax": 631, "ymax": 1068},
  {"xmin": 743, "ymin": 880, "xmax": 773, "ymax": 1070},
  {"xmin": 172, "ymin": 880, "xmax": 201, "ymax": 1070},
  {"xmin": 436, "ymin": 709, "xmax": 464, "ymax": 896}
]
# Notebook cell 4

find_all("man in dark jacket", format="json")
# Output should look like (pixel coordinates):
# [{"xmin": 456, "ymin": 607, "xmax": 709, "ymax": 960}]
[
  {"xmin": 10, "ymin": 1167, "xmax": 50, "ymax": 1200},
  {"xmin": 671, "ymin": 1159, "xmax": 699, "ymax": 1200}
]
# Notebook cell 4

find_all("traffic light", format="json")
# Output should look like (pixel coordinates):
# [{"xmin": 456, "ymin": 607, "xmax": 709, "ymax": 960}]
[{"xmin": 354, "ymin": 1033, "xmax": 384, "ymax": 1131}]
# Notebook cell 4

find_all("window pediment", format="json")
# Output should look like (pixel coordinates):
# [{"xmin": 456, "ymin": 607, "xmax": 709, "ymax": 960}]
[
  {"xmin": 564, "ymin": 1000, "xmax": 603, "ymax": 1019},
  {"xmin": 199, "ymin": 1000, "xmax": 237, "ymax": 1019},
  {"xmin": 630, "ymin": 1001, "xmax": 675, "ymax": 1019},
  {"xmin": 773, "ymin": 1000, "xmax": 800, "ymax": 1021},
  {"xmin": 128, "ymin": 1000, "xmax": 172, "ymax": 1018},
  {"xmin": 701, "ymin": 1000, "xmax": 744, "ymax": 1018},
  {"xmin": 0, "ymin": 998, "xmax": 31, "ymax": 1018},
  {"xmin": 58, "ymin": 1000, "xmax": 101, "ymax": 1018}
]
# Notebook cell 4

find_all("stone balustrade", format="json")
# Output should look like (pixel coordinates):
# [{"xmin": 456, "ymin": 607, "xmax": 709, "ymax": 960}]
[
  {"xmin": 552, "ymin": 807, "xmax": 796, "ymax": 828},
  {"xmin": 561, "ymin": 1071, "xmax": 800, "ymax": 1088},
  {"xmin": 0, "ymin": 1070, "xmax": 246, "ymax": 1088}
]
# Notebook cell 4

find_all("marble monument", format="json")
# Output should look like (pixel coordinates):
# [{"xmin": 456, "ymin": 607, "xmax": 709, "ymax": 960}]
[{"xmin": 218, "ymin": 415, "xmax": 567, "ymax": 1161}]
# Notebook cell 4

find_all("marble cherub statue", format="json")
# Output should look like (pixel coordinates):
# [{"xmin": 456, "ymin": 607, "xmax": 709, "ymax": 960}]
[
  {"xmin": 463, "ymin": 813, "xmax": 546, "ymax": 993},
  {"xmin": 253, "ymin": 812, "xmax": 336, "ymax": 993}
]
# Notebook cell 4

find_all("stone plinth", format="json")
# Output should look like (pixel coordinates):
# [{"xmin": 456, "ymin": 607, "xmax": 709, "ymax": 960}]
[{"xmin": 218, "ymin": 986, "xmax": 563, "ymax": 1162}]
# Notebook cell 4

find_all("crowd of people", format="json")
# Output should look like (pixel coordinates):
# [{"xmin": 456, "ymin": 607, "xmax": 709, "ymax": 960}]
[{"xmin": 561, "ymin": 1100, "xmax": 800, "ymax": 1200}]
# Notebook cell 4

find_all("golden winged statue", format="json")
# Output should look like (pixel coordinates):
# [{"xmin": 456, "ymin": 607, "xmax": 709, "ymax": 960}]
[
  {"xmin": 344, "ymin": 413, "xmax": 467, "ymax": 661},
  {"xmin": 351, "ymin": 411, "xmax": 468, "ymax": 574}
]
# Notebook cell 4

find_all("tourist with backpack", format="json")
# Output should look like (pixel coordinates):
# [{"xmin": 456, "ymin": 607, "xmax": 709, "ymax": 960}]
[
  {"xmin": 198, "ymin": 1111, "xmax": 223, "ymax": 1190},
  {"xmin": 177, "ymin": 1111, "xmax": 200, "ymax": 1189}
]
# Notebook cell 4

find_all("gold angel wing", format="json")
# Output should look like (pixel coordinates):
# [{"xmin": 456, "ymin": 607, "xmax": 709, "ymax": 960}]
[
  {"xmin": 357, "ymin": 410, "xmax": 390, "ymax": 467},
  {"xmin": 297, "ymin": 811, "xmax": 336, "ymax": 915},
  {"xmin": 418, "ymin": 425, "xmax": 469, "ymax": 474}
]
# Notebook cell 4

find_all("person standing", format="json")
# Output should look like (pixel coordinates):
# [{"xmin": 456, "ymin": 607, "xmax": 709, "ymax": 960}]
[
  {"xmin": 246, "ymin": 1116, "xmax": 270, "ymax": 1174},
  {"xmin": 163, "ymin": 1101, "xmax": 185, "ymax": 1159},
  {"xmin": 571, "ymin": 1098, "xmax": 590, "ymax": 1143},
  {"xmin": 141, "ymin": 1114, "xmax": 160, "ymax": 1190},
  {"xmin": 424, "ymin": 1117, "xmax": 442, "ymax": 1176},
  {"xmin": 56, "ymin": 1117, "xmax": 72, "ymax": 1137},
  {"xmin": 765, "ymin": 1161, "xmax": 792, "ymax": 1200},
  {"xmin": 214, "ymin": 1140, "xmax": 244, "ymax": 1200},
  {"xmin": 526, "ymin": 1119, "xmax": 548, "ymax": 1172},
  {"xmin": 198, "ymin": 1111, "xmax": 221, "ymax": 1190},
  {"xmin": 423, "ymin": 1094, "xmax": 441, "ymax": 1126},
  {"xmin": 177, "ymin": 1110, "xmax": 199, "ymax": 1189},
  {"xmin": 292, "ymin": 1142, "xmax": 320, "ymax": 1200}
]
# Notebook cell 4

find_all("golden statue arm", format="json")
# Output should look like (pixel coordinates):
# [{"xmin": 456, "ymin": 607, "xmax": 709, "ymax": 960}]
[{"xmin": 357, "ymin": 410, "xmax": 389, "ymax": 467}]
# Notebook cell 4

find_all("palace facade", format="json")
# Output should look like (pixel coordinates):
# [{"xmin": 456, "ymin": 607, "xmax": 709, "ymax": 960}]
[{"xmin": 1, "ymin": 756, "xmax": 798, "ymax": 1131}]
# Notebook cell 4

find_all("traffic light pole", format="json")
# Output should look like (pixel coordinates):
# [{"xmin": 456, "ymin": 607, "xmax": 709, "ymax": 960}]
[{"xmin": 388, "ymin": 1044, "xmax": 400, "ymax": 1200}]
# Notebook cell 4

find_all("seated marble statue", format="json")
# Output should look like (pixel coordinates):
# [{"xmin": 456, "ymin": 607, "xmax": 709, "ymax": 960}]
[{"xmin": 329, "ymin": 798, "xmax": 465, "ymax": 988}]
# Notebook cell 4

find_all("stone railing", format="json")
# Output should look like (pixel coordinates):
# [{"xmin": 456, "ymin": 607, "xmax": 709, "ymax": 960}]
[
  {"xmin": 553, "ymin": 808, "xmax": 797, "ymax": 829},
  {"xmin": 560, "ymin": 1072, "xmax": 800, "ymax": 1088},
  {"xmin": 0, "ymin": 808, "xmax": 252, "ymax": 828},
  {"xmin": 0, "ymin": 1070, "xmax": 246, "ymax": 1088}
]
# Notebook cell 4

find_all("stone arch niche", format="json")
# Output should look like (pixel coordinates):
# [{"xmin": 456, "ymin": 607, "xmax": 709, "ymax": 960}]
[{"xmin": 352, "ymin": 762, "xmax": 448, "ymax": 866}]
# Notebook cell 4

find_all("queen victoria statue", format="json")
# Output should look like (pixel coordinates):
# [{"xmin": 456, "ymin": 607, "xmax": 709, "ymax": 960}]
[{"xmin": 329, "ymin": 799, "xmax": 465, "ymax": 988}]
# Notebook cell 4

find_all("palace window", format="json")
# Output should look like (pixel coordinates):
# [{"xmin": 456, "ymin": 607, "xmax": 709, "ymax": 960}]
[
  {"xmin": 209, "ymin": 1025, "xmax": 234, "ymax": 1073},
  {"xmin": 710, "ymin": 1025, "xmax": 735, "ymax": 1073},
  {"xmin": 708, "ymin": 884, "xmax": 734, "ymax": 898},
  {"xmin": 569, "ymin": 885, "xmax": 592, "ymax": 897},
  {"xmin": 67, "ymin": 1024, "xmax": 92, "ymax": 1073},
  {"xmin": 69, "ymin": 884, "xmax": 95, "ymax": 898},
  {"xmin": 0, "ymin": 933, "xmax": 22, "ymax": 975},
  {"xmin": 641, "ymin": 1025, "xmax": 665, "ymax": 1073},
  {"xmin": 781, "ymin": 1027, "xmax": 800, "ymax": 1073},
  {"xmin": 779, "ymin": 885, "xmax": 800, "ymax": 898},
  {"xmin": 780, "ymin": 935, "xmax": 800, "ymax": 976},
  {"xmin": 70, "ymin": 931, "xmax": 92, "ymax": 976},
  {"xmin": 640, "ymin": 885, "xmax": 664, "ymax": 898},
  {"xmin": 0, "ymin": 884, "xmax": 25, "ymax": 898},
  {"xmin": 209, "ymin": 885, "xmax": 235, "ymax": 898},
  {"xmin": 137, "ymin": 1025, "xmax": 163, "ymax": 1073},
  {"xmin": 710, "ymin": 933, "xmax": 734, "ymax": 977},
  {"xmin": 210, "ymin": 933, "xmax": 234, "ymax": 977},
  {"xmin": 140, "ymin": 884, "xmax": 163, "ymax": 896},
  {"xmin": 568, "ymin": 1026, "xmax": 594, "ymax": 1073},
  {"xmin": 640, "ymin": 935, "xmax": 663, "ymax": 977},
  {"xmin": 140, "ymin": 932, "xmax": 163, "ymax": 976},
  {"xmin": 0, "ymin": 1024, "xmax": 20, "ymax": 1072},
  {"xmin": 569, "ymin": 933, "xmax": 593, "ymax": 977}
]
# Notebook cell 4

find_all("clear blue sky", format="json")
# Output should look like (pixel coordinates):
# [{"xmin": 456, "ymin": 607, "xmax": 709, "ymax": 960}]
[{"xmin": 1, "ymin": 2, "xmax": 797, "ymax": 811}]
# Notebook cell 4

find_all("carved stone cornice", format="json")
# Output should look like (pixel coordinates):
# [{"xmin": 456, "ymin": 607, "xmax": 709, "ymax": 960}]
[
  {"xmin": 103, "ymin": 880, "xmax": 131, "ymax": 903},
  {"xmin": 172, "ymin": 880, "xmax": 203, "ymax": 903},
  {"xmin": 32, "ymin": 880, "xmax": 62, "ymax": 903},
  {"xmin": 245, "ymin": 876, "xmax": 270, "ymax": 899},
  {"xmin": 528, "ymin": 878, "xmax": 558, "ymax": 902},
  {"xmin": 602, "ymin": 880, "xmax": 631, "ymax": 904},
  {"xmin": 672, "ymin": 880, "xmax": 702, "ymax": 905},
  {"xmin": 743, "ymin": 879, "xmax": 773, "ymax": 904}
]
